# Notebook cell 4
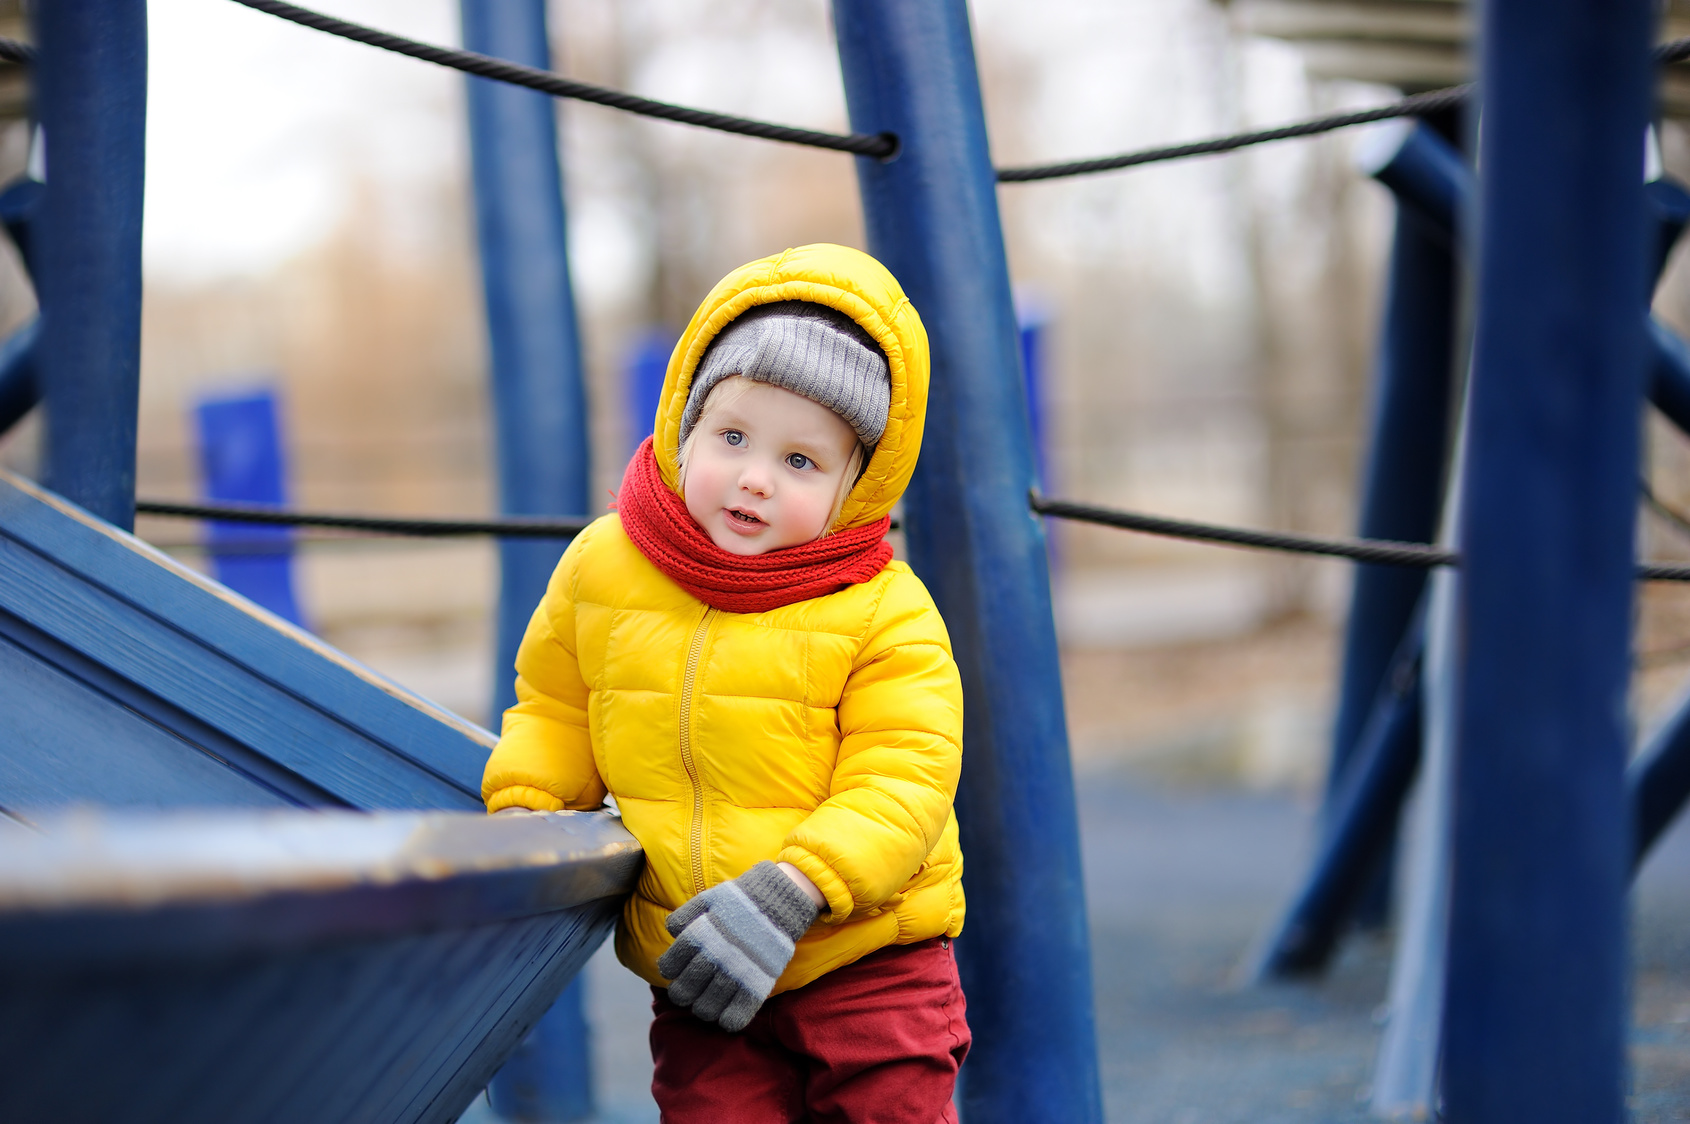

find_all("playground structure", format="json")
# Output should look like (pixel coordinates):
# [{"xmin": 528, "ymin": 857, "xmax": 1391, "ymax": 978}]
[{"xmin": 1, "ymin": 1, "xmax": 1689, "ymax": 1122}]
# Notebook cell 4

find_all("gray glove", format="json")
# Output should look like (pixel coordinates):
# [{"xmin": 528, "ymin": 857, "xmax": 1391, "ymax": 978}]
[{"xmin": 657, "ymin": 861, "xmax": 820, "ymax": 1031}]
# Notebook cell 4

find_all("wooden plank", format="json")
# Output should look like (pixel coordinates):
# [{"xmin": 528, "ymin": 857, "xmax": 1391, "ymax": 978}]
[
  {"xmin": 0, "ymin": 808, "xmax": 640, "ymax": 1124},
  {"xmin": 0, "ymin": 607, "xmax": 344, "ymax": 809},
  {"xmin": 406, "ymin": 905, "xmax": 616, "ymax": 1124},
  {"xmin": 0, "ymin": 631, "xmax": 296, "ymax": 810},
  {"xmin": 0, "ymin": 471, "xmax": 494, "ymax": 810},
  {"xmin": 0, "ymin": 535, "xmax": 472, "ymax": 809}
]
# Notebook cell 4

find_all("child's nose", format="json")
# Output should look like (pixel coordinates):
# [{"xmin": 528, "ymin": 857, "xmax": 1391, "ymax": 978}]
[{"xmin": 739, "ymin": 464, "xmax": 773, "ymax": 497}]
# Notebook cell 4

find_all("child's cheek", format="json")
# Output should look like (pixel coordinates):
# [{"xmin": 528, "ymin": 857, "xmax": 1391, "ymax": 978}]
[
  {"xmin": 791, "ymin": 477, "xmax": 838, "ymax": 541},
  {"xmin": 682, "ymin": 460, "xmax": 722, "ymax": 525}
]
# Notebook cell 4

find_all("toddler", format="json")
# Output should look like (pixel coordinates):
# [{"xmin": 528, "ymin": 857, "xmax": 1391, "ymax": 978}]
[{"xmin": 481, "ymin": 244, "xmax": 967, "ymax": 1122}]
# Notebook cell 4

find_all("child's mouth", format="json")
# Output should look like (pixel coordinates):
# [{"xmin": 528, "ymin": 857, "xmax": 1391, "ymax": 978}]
[{"xmin": 728, "ymin": 508, "xmax": 763, "ymax": 525}]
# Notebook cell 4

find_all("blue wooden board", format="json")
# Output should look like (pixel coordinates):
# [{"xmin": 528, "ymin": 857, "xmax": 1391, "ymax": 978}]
[
  {"xmin": 0, "ymin": 808, "xmax": 640, "ymax": 1124},
  {"xmin": 0, "ymin": 906, "xmax": 615, "ymax": 1124},
  {"xmin": 0, "ymin": 470, "xmax": 494, "ymax": 814}
]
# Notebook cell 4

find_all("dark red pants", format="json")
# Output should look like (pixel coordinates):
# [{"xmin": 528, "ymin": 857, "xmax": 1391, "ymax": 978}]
[{"xmin": 650, "ymin": 937, "xmax": 970, "ymax": 1123}]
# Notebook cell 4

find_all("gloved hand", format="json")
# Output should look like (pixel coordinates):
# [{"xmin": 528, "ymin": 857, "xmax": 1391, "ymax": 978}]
[{"xmin": 657, "ymin": 860, "xmax": 821, "ymax": 1031}]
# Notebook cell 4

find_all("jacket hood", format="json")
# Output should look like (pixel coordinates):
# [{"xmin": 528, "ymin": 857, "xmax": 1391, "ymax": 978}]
[{"xmin": 653, "ymin": 243, "xmax": 929, "ymax": 532}]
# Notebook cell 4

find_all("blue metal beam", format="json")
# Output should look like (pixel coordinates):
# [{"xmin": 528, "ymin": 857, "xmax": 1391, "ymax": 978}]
[
  {"xmin": 459, "ymin": 2, "xmax": 592, "ymax": 1119},
  {"xmin": 0, "ymin": 180, "xmax": 45, "ymax": 436},
  {"xmin": 1256, "ymin": 613, "xmax": 1424, "ymax": 977},
  {"xmin": 1650, "ymin": 317, "xmax": 1690, "ymax": 436},
  {"xmin": 1327, "ymin": 205, "xmax": 1455, "ymax": 793},
  {"xmin": 1318, "ymin": 119, "xmax": 1460, "ymax": 941},
  {"xmin": 34, "ymin": 1, "xmax": 146, "ymax": 530},
  {"xmin": 1441, "ymin": 3, "xmax": 1651, "ymax": 1119},
  {"xmin": 1645, "ymin": 178, "xmax": 1690, "ymax": 283},
  {"xmin": 0, "ymin": 317, "xmax": 39, "ymax": 436},
  {"xmin": 833, "ymin": 5, "xmax": 1102, "ymax": 1120},
  {"xmin": 1368, "ymin": 124, "xmax": 1690, "ymax": 443},
  {"xmin": 0, "ymin": 176, "xmax": 45, "ymax": 281},
  {"xmin": 1632, "ymin": 684, "xmax": 1690, "ymax": 868},
  {"xmin": 1366, "ymin": 121, "xmax": 1471, "ymax": 246}
]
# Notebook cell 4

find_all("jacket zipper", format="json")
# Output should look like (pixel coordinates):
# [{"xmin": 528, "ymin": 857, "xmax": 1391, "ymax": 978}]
[{"xmin": 678, "ymin": 607, "xmax": 716, "ymax": 896}]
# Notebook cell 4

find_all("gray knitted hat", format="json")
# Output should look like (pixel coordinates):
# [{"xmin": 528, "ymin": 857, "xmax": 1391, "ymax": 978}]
[{"xmin": 680, "ymin": 301, "xmax": 891, "ymax": 451}]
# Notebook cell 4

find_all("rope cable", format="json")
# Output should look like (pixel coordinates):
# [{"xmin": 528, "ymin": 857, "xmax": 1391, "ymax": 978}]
[
  {"xmin": 137, "ymin": 499, "xmax": 591, "ymax": 539},
  {"xmin": 997, "ymin": 87, "xmax": 1471, "ymax": 182},
  {"xmin": 1029, "ymin": 492, "xmax": 1456, "ymax": 569},
  {"xmin": 226, "ymin": 0, "xmax": 895, "ymax": 158},
  {"xmin": 998, "ymin": 33, "xmax": 1690, "ymax": 182},
  {"xmin": 219, "ymin": 3, "xmax": 1690, "ymax": 178},
  {"xmin": 139, "ymin": 495, "xmax": 1690, "ymax": 582}
]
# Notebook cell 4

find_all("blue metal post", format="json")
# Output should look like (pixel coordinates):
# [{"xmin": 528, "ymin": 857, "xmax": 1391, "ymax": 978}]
[
  {"xmin": 834, "ymin": 6, "xmax": 1103, "ymax": 1121},
  {"xmin": 460, "ymin": 2, "xmax": 592, "ymax": 1119},
  {"xmin": 34, "ymin": 1, "xmax": 146, "ymax": 531},
  {"xmin": 1256, "ymin": 615, "xmax": 1425, "ymax": 976},
  {"xmin": 1319, "ymin": 129, "xmax": 1459, "ymax": 936},
  {"xmin": 1441, "ymin": 2, "xmax": 1651, "ymax": 1119}
]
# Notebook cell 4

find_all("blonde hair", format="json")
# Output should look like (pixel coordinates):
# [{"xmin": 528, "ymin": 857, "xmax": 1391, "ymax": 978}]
[
  {"xmin": 677, "ymin": 375, "xmax": 866, "ymax": 539},
  {"xmin": 675, "ymin": 376, "xmax": 756, "ymax": 482}
]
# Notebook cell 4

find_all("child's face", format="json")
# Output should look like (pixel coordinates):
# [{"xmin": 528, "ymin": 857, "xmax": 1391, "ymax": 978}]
[{"xmin": 682, "ymin": 379, "xmax": 861, "ymax": 555}]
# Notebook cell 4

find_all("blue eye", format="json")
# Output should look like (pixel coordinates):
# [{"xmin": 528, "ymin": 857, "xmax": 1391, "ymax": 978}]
[
  {"xmin": 786, "ymin": 453, "xmax": 813, "ymax": 471},
  {"xmin": 723, "ymin": 430, "xmax": 745, "ymax": 447}
]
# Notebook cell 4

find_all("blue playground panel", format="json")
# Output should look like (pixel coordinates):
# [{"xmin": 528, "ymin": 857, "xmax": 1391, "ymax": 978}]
[
  {"xmin": 0, "ymin": 468, "xmax": 491, "ymax": 813},
  {"xmin": 625, "ymin": 329, "xmax": 675, "ymax": 455},
  {"xmin": 194, "ymin": 389, "xmax": 305, "ymax": 628}
]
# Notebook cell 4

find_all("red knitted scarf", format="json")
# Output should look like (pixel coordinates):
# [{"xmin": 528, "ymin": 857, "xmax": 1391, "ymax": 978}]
[{"xmin": 615, "ymin": 437, "xmax": 893, "ymax": 613}]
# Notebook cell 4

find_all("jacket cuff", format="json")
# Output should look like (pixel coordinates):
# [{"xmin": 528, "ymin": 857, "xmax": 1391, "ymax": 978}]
[
  {"xmin": 485, "ymin": 784, "xmax": 567, "ymax": 814},
  {"xmin": 777, "ymin": 846, "xmax": 853, "ymax": 923}
]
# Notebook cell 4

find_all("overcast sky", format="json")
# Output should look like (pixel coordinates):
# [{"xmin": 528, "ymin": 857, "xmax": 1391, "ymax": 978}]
[{"xmin": 144, "ymin": 0, "xmax": 464, "ymax": 281}]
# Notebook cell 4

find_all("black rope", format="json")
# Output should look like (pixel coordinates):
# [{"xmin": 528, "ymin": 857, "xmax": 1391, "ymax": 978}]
[
  {"xmin": 997, "ymin": 87, "xmax": 1470, "ymax": 183},
  {"xmin": 0, "ymin": 37, "xmax": 33, "ymax": 65},
  {"xmin": 998, "ymin": 34, "xmax": 1690, "ymax": 183},
  {"xmin": 141, "ymin": 494, "xmax": 1690, "ymax": 582},
  {"xmin": 137, "ymin": 499, "xmax": 591, "ymax": 539},
  {"xmin": 227, "ymin": 0, "xmax": 894, "ymax": 158},
  {"xmin": 1030, "ymin": 492, "xmax": 1456, "ymax": 569},
  {"xmin": 1031, "ymin": 492, "xmax": 1690, "ymax": 583},
  {"xmin": 223, "ymin": 1, "xmax": 1690, "ymax": 179}
]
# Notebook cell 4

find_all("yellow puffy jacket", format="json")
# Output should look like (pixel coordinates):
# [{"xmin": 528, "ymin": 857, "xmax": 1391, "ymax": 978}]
[{"xmin": 481, "ymin": 243, "xmax": 965, "ymax": 994}]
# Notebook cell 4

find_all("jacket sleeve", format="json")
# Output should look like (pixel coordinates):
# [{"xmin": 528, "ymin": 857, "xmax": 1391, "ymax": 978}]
[
  {"xmin": 777, "ymin": 574, "xmax": 964, "ymax": 922},
  {"xmin": 480, "ymin": 531, "xmax": 607, "ymax": 813}
]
